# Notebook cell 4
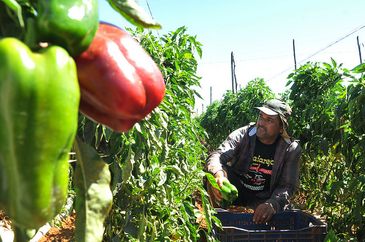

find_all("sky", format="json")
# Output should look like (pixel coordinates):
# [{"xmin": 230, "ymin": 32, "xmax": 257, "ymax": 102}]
[{"xmin": 99, "ymin": 0, "xmax": 365, "ymax": 114}]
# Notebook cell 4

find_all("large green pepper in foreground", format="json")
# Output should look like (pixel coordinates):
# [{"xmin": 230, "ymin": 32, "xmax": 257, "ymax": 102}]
[
  {"xmin": 36, "ymin": 0, "xmax": 99, "ymax": 56},
  {"xmin": 0, "ymin": 38, "xmax": 80, "ymax": 229}
]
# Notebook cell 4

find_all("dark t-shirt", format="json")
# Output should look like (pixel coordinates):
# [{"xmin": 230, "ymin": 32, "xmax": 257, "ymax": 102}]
[
  {"xmin": 225, "ymin": 136, "xmax": 280, "ymax": 207},
  {"xmin": 237, "ymin": 137, "xmax": 278, "ymax": 205}
]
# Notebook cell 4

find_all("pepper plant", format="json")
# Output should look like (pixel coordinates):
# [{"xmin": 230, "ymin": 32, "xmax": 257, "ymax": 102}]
[
  {"xmin": 77, "ymin": 26, "xmax": 218, "ymax": 241},
  {"xmin": 0, "ymin": 0, "xmax": 171, "ymax": 241},
  {"xmin": 286, "ymin": 60, "xmax": 365, "ymax": 241}
]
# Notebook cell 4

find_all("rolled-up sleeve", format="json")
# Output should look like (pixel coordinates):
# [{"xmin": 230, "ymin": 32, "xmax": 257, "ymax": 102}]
[{"xmin": 206, "ymin": 127, "xmax": 246, "ymax": 175}]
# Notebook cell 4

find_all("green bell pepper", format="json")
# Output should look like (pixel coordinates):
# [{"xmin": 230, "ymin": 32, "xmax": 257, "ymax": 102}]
[
  {"xmin": 36, "ymin": 0, "xmax": 99, "ymax": 56},
  {"xmin": 220, "ymin": 180, "xmax": 238, "ymax": 206},
  {"xmin": 0, "ymin": 37, "xmax": 80, "ymax": 229}
]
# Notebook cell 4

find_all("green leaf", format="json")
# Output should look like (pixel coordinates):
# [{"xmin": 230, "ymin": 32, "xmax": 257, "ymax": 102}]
[
  {"xmin": 205, "ymin": 172, "xmax": 221, "ymax": 191},
  {"xmin": 121, "ymin": 146, "xmax": 134, "ymax": 183},
  {"xmin": 107, "ymin": 0, "xmax": 161, "ymax": 29},
  {"xmin": 2, "ymin": 0, "xmax": 24, "ymax": 27},
  {"xmin": 73, "ymin": 137, "xmax": 113, "ymax": 242},
  {"xmin": 198, "ymin": 187, "xmax": 218, "ymax": 232},
  {"xmin": 352, "ymin": 63, "xmax": 365, "ymax": 73}
]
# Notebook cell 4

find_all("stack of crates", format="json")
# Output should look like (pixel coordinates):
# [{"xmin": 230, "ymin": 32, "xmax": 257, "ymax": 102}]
[{"xmin": 214, "ymin": 209, "xmax": 327, "ymax": 242}]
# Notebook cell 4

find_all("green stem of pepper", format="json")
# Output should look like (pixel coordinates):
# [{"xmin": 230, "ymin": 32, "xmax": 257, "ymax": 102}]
[{"xmin": 2, "ymin": 0, "xmax": 24, "ymax": 27}]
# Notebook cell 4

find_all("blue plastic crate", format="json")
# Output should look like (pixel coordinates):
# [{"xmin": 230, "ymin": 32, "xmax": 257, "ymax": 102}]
[{"xmin": 214, "ymin": 209, "xmax": 327, "ymax": 242}]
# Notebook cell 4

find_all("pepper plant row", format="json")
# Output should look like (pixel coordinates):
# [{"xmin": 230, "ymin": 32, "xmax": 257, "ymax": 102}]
[{"xmin": 0, "ymin": 0, "xmax": 165, "ymax": 241}]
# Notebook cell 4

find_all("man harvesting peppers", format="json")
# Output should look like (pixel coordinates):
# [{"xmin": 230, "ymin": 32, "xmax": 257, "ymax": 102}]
[{"xmin": 206, "ymin": 99, "xmax": 302, "ymax": 224}]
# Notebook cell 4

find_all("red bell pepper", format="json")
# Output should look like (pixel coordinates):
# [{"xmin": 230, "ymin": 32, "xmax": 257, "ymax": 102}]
[{"xmin": 75, "ymin": 22, "xmax": 165, "ymax": 132}]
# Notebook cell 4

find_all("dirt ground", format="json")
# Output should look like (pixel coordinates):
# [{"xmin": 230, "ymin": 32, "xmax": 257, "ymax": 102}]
[
  {"xmin": 38, "ymin": 212, "xmax": 75, "ymax": 242},
  {"xmin": 0, "ymin": 210, "xmax": 75, "ymax": 242}
]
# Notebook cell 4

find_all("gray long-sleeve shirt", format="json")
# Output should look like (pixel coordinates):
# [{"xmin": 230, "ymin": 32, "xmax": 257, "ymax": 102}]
[{"xmin": 206, "ymin": 123, "xmax": 302, "ymax": 212}]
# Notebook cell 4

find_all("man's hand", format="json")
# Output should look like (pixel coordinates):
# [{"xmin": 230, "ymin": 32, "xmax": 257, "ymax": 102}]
[
  {"xmin": 207, "ymin": 170, "xmax": 228, "ymax": 205},
  {"xmin": 253, "ymin": 202, "xmax": 276, "ymax": 224}
]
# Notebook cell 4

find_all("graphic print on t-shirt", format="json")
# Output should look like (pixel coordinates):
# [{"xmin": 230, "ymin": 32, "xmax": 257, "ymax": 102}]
[
  {"xmin": 242, "ymin": 137, "xmax": 277, "ymax": 192},
  {"xmin": 243, "ymin": 155, "xmax": 273, "ymax": 191}
]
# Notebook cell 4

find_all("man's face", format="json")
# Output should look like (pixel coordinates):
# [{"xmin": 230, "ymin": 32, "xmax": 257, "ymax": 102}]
[{"xmin": 256, "ymin": 112, "xmax": 282, "ymax": 144}]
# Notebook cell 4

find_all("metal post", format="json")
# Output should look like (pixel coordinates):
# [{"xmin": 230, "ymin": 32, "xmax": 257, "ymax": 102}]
[
  {"xmin": 210, "ymin": 86, "xmax": 212, "ymax": 105},
  {"xmin": 357, "ymin": 36, "xmax": 363, "ymax": 64},
  {"xmin": 231, "ymin": 51, "xmax": 236, "ymax": 93},
  {"xmin": 293, "ymin": 39, "xmax": 297, "ymax": 70}
]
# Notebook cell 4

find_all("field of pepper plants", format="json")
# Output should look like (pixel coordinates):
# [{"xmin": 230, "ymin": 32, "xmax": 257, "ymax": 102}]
[
  {"xmin": 199, "ymin": 60, "xmax": 365, "ymax": 241},
  {"xmin": 1, "ymin": 1, "xmax": 365, "ymax": 242}
]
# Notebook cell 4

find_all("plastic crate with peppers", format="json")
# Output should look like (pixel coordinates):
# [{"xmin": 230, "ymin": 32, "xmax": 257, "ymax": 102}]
[{"xmin": 0, "ymin": 0, "xmax": 165, "ymax": 234}]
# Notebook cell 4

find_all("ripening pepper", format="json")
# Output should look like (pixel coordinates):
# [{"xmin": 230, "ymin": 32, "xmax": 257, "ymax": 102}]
[
  {"xmin": 0, "ymin": 38, "xmax": 80, "ymax": 229},
  {"xmin": 36, "ymin": 0, "xmax": 99, "ymax": 56},
  {"xmin": 75, "ymin": 22, "xmax": 166, "ymax": 132}
]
